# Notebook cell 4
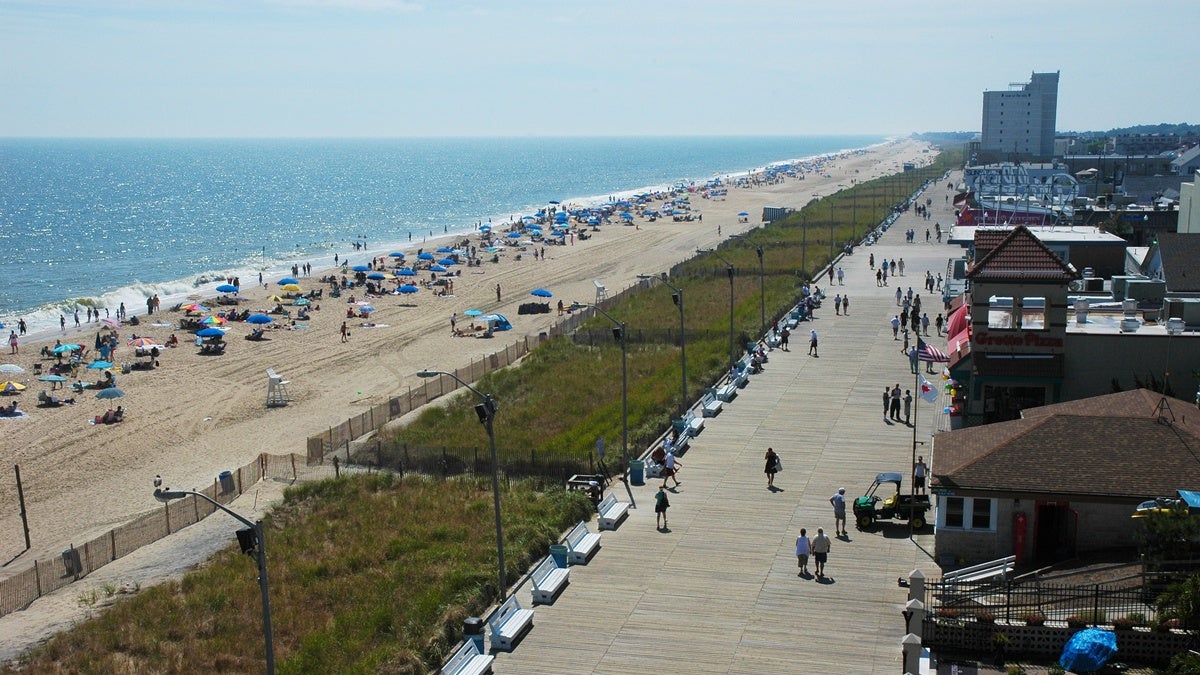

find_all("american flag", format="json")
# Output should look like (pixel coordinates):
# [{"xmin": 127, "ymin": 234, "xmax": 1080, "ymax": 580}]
[{"xmin": 917, "ymin": 338, "xmax": 949, "ymax": 363}]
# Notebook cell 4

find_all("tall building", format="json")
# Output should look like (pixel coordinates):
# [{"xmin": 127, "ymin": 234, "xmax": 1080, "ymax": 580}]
[{"xmin": 981, "ymin": 71, "xmax": 1060, "ymax": 157}]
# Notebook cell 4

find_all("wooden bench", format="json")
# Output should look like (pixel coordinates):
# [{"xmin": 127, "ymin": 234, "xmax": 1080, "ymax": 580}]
[
  {"xmin": 597, "ymin": 493, "xmax": 630, "ymax": 531},
  {"xmin": 529, "ymin": 556, "xmax": 569, "ymax": 604},
  {"xmin": 441, "ymin": 640, "xmax": 494, "ymax": 675},
  {"xmin": 701, "ymin": 389, "xmax": 723, "ymax": 417},
  {"xmin": 487, "ymin": 596, "xmax": 534, "ymax": 652},
  {"xmin": 564, "ymin": 521, "xmax": 600, "ymax": 565},
  {"xmin": 716, "ymin": 378, "xmax": 739, "ymax": 402}
]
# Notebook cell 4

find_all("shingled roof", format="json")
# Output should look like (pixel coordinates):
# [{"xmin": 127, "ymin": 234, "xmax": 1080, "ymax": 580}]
[
  {"xmin": 965, "ymin": 225, "xmax": 1080, "ymax": 282},
  {"xmin": 1157, "ymin": 232, "xmax": 1200, "ymax": 293},
  {"xmin": 932, "ymin": 389, "xmax": 1200, "ymax": 500},
  {"xmin": 971, "ymin": 228, "xmax": 1011, "ymax": 261}
]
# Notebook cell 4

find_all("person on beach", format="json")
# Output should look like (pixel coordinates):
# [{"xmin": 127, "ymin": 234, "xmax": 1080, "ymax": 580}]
[
  {"xmin": 655, "ymin": 486, "xmax": 670, "ymax": 530},
  {"xmin": 495, "ymin": 284, "xmax": 501, "ymax": 302},
  {"xmin": 830, "ymin": 489, "xmax": 847, "ymax": 537},
  {"xmin": 18, "ymin": 318, "xmax": 26, "ymax": 335},
  {"xmin": 340, "ymin": 322, "xmax": 349, "ymax": 343},
  {"xmin": 796, "ymin": 528, "xmax": 811, "ymax": 577},
  {"xmin": 8, "ymin": 331, "xmax": 17, "ymax": 355},
  {"xmin": 60, "ymin": 315, "xmax": 66, "ymax": 332},
  {"xmin": 450, "ymin": 313, "xmax": 456, "ymax": 334},
  {"xmin": 764, "ymin": 447, "xmax": 780, "ymax": 488}
]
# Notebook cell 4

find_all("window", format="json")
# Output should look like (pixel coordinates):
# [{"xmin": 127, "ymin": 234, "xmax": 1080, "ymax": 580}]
[
  {"xmin": 1020, "ymin": 297, "xmax": 1045, "ymax": 329},
  {"xmin": 988, "ymin": 296, "xmax": 1014, "ymax": 328},
  {"xmin": 938, "ymin": 496, "xmax": 997, "ymax": 532}
]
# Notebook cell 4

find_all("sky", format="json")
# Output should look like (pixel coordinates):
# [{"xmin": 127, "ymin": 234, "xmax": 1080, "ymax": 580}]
[{"xmin": 1, "ymin": 0, "xmax": 1197, "ymax": 138}]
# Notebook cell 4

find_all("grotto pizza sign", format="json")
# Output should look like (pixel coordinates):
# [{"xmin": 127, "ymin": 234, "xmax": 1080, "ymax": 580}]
[{"xmin": 974, "ymin": 332, "xmax": 1064, "ymax": 348}]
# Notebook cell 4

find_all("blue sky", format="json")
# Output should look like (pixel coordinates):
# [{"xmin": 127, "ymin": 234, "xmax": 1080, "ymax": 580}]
[{"xmin": 2, "ymin": 0, "xmax": 1196, "ymax": 138}]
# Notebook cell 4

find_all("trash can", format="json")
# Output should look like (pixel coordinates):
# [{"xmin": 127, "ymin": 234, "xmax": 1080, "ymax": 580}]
[
  {"xmin": 628, "ymin": 460, "xmax": 645, "ymax": 486},
  {"xmin": 62, "ymin": 547, "xmax": 82, "ymax": 576},
  {"xmin": 549, "ymin": 544, "xmax": 568, "ymax": 567},
  {"xmin": 463, "ymin": 616, "xmax": 485, "ymax": 652},
  {"xmin": 218, "ymin": 470, "xmax": 235, "ymax": 494}
]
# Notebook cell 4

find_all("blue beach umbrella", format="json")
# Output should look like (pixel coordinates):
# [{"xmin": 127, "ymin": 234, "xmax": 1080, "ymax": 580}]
[
  {"xmin": 277, "ymin": 277, "xmax": 299, "ymax": 286},
  {"xmin": 53, "ymin": 344, "xmax": 82, "ymax": 354},
  {"xmin": 530, "ymin": 288, "xmax": 552, "ymax": 298},
  {"xmin": 293, "ymin": 297, "xmax": 310, "ymax": 306},
  {"xmin": 437, "ymin": 258, "xmax": 456, "ymax": 266},
  {"xmin": 196, "ymin": 327, "xmax": 226, "ymax": 338},
  {"xmin": 396, "ymin": 268, "xmax": 416, "ymax": 277},
  {"xmin": 417, "ymin": 252, "xmax": 435, "ymax": 261},
  {"xmin": 95, "ymin": 387, "xmax": 125, "ymax": 400},
  {"xmin": 246, "ymin": 314, "xmax": 273, "ymax": 324},
  {"xmin": 398, "ymin": 285, "xmax": 419, "ymax": 294},
  {"xmin": 436, "ymin": 246, "xmax": 453, "ymax": 253},
  {"xmin": 216, "ymin": 284, "xmax": 239, "ymax": 293},
  {"xmin": 620, "ymin": 212, "xmax": 634, "ymax": 220},
  {"xmin": 587, "ymin": 217, "xmax": 600, "ymax": 224},
  {"xmin": 352, "ymin": 265, "xmax": 370, "ymax": 272},
  {"xmin": 359, "ymin": 305, "xmax": 376, "ymax": 313},
  {"xmin": 738, "ymin": 211, "xmax": 750, "ymax": 217},
  {"xmin": 366, "ymin": 272, "xmax": 386, "ymax": 280},
  {"xmin": 521, "ymin": 215, "xmax": 537, "ymax": 221},
  {"xmin": 389, "ymin": 251, "xmax": 406, "ymax": 258},
  {"xmin": 464, "ymin": 309, "xmax": 483, "ymax": 317},
  {"xmin": 39, "ymin": 374, "xmax": 69, "ymax": 384},
  {"xmin": 429, "ymin": 265, "xmax": 447, "ymax": 273},
  {"xmin": 506, "ymin": 232, "xmax": 521, "ymax": 239},
  {"xmin": 87, "ymin": 360, "xmax": 114, "ymax": 370}
]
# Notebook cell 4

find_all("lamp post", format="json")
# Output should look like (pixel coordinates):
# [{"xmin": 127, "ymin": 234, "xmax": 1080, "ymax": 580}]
[
  {"xmin": 699, "ymin": 248, "xmax": 736, "ymax": 372},
  {"xmin": 585, "ymin": 305, "xmax": 628, "ymax": 474},
  {"xmin": 153, "ymin": 487, "xmax": 275, "ymax": 674},
  {"xmin": 638, "ymin": 274, "xmax": 686, "ymax": 414},
  {"xmin": 416, "ymin": 369, "xmax": 505, "ymax": 600},
  {"xmin": 755, "ymin": 246, "xmax": 765, "ymax": 335}
]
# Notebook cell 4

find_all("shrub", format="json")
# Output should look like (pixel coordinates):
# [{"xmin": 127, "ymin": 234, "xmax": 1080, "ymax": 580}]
[
  {"xmin": 973, "ymin": 610, "xmax": 996, "ymax": 623},
  {"xmin": 1019, "ymin": 611, "xmax": 1046, "ymax": 626}
]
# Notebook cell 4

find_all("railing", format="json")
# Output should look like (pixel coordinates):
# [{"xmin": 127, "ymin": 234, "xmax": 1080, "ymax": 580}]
[{"xmin": 928, "ymin": 576, "xmax": 1163, "ymax": 627}]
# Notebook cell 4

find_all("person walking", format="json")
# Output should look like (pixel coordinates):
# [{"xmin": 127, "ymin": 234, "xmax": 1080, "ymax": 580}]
[
  {"xmin": 795, "ymin": 528, "xmax": 811, "ymax": 577},
  {"xmin": 830, "ymin": 488, "xmax": 847, "ymax": 536},
  {"xmin": 808, "ymin": 328, "xmax": 818, "ymax": 357},
  {"xmin": 935, "ymin": 313, "xmax": 944, "ymax": 336},
  {"xmin": 811, "ymin": 527, "xmax": 832, "ymax": 578},
  {"xmin": 836, "ymin": 267, "xmax": 844, "ymax": 285},
  {"xmin": 655, "ymin": 486, "xmax": 671, "ymax": 530},
  {"xmin": 903, "ymin": 389, "xmax": 914, "ymax": 426},
  {"xmin": 908, "ymin": 346, "xmax": 919, "ymax": 374},
  {"xmin": 921, "ymin": 313, "xmax": 930, "ymax": 336},
  {"xmin": 891, "ymin": 315, "xmax": 900, "ymax": 340},
  {"xmin": 833, "ymin": 294, "xmax": 842, "ymax": 315},
  {"xmin": 875, "ymin": 269, "xmax": 883, "ymax": 287},
  {"xmin": 8, "ymin": 331, "xmax": 17, "ymax": 355},
  {"xmin": 340, "ymin": 321, "xmax": 349, "ymax": 343},
  {"xmin": 17, "ymin": 318, "xmax": 26, "ymax": 335},
  {"xmin": 869, "ymin": 253, "xmax": 874, "ymax": 270},
  {"xmin": 764, "ymin": 447, "xmax": 781, "ymax": 488},
  {"xmin": 841, "ymin": 295, "xmax": 849, "ymax": 315},
  {"xmin": 660, "ymin": 449, "xmax": 681, "ymax": 489},
  {"xmin": 450, "ymin": 312, "xmax": 457, "ymax": 334},
  {"xmin": 495, "ymin": 284, "xmax": 501, "ymax": 302},
  {"xmin": 895, "ymin": 287, "xmax": 903, "ymax": 306},
  {"xmin": 780, "ymin": 326, "xmax": 790, "ymax": 351}
]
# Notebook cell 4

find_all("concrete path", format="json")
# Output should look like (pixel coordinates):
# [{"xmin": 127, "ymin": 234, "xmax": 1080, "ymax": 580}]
[{"xmin": 494, "ymin": 173, "xmax": 964, "ymax": 674}]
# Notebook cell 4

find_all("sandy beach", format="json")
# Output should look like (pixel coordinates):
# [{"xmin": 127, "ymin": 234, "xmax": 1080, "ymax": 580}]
[{"xmin": 0, "ymin": 139, "xmax": 932, "ymax": 577}]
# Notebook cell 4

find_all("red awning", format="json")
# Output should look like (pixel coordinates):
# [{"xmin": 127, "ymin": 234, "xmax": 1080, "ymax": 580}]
[{"xmin": 946, "ymin": 304, "xmax": 969, "ymax": 337}]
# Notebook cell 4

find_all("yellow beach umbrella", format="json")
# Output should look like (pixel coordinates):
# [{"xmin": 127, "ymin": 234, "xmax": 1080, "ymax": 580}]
[
  {"xmin": 1, "ymin": 381, "xmax": 26, "ymax": 393},
  {"xmin": 266, "ymin": 295, "xmax": 286, "ymax": 303},
  {"xmin": 281, "ymin": 284, "xmax": 302, "ymax": 292}
]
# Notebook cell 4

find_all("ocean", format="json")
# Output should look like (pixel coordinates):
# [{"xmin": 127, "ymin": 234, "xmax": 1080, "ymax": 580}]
[{"xmin": 0, "ymin": 136, "xmax": 885, "ymax": 333}]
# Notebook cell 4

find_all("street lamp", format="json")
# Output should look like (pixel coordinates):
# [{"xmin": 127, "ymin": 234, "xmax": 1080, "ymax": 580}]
[
  {"xmin": 416, "ymin": 369, "xmax": 505, "ymax": 600},
  {"xmin": 699, "ymin": 248, "xmax": 736, "ymax": 372},
  {"xmin": 638, "ymin": 274, "xmax": 686, "ymax": 414},
  {"xmin": 755, "ymin": 246, "xmax": 765, "ymax": 335},
  {"xmin": 584, "ymin": 305, "xmax": 628, "ymax": 475},
  {"xmin": 153, "ymin": 487, "xmax": 275, "ymax": 674}
]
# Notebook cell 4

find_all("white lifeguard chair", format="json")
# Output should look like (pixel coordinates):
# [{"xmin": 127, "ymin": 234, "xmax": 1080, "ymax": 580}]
[
  {"xmin": 265, "ymin": 368, "xmax": 291, "ymax": 407},
  {"xmin": 594, "ymin": 280, "xmax": 608, "ymax": 304}
]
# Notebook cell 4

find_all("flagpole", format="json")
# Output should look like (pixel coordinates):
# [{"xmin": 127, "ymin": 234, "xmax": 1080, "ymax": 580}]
[{"xmin": 911, "ymin": 370, "xmax": 919, "ymax": 539}]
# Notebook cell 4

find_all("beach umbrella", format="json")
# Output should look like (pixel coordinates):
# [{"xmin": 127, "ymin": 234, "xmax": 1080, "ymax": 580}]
[
  {"xmin": 548, "ymin": 200, "xmax": 560, "ymax": 205},
  {"xmin": 620, "ymin": 212, "xmax": 634, "ymax": 220},
  {"xmin": 196, "ymin": 327, "xmax": 226, "ymax": 338},
  {"xmin": 464, "ymin": 309, "xmax": 483, "ymax": 317},
  {"xmin": 293, "ymin": 297, "xmax": 310, "ymax": 306},
  {"xmin": 437, "ymin": 258, "xmax": 456, "ymax": 266},
  {"xmin": 366, "ymin": 272, "xmax": 386, "ymax": 280},
  {"xmin": 246, "ymin": 314, "xmax": 273, "ymax": 324},
  {"xmin": 53, "ymin": 344, "xmax": 82, "ymax": 354},
  {"xmin": 281, "ymin": 284, "xmax": 302, "ymax": 292},
  {"xmin": 737, "ymin": 211, "xmax": 749, "ymax": 217},
  {"xmin": 1, "ymin": 381, "xmax": 25, "ymax": 394},
  {"xmin": 38, "ymin": 374, "xmax": 68, "ymax": 384},
  {"xmin": 101, "ymin": 317, "xmax": 121, "ymax": 329},
  {"xmin": 521, "ymin": 215, "xmax": 536, "ymax": 221},
  {"xmin": 0, "ymin": 364, "xmax": 25, "ymax": 375},
  {"xmin": 266, "ymin": 295, "xmax": 286, "ymax": 303},
  {"xmin": 429, "ymin": 265, "xmax": 447, "ymax": 273},
  {"xmin": 416, "ymin": 252, "xmax": 434, "ymax": 261},
  {"xmin": 396, "ymin": 268, "xmax": 416, "ymax": 277},
  {"xmin": 95, "ymin": 387, "xmax": 125, "ymax": 400},
  {"xmin": 530, "ymin": 288, "xmax": 553, "ymax": 298},
  {"xmin": 398, "ymin": 285, "xmax": 419, "ymax": 294},
  {"xmin": 359, "ymin": 305, "xmax": 376, "ymax": 313},
  {"xmin": 389, "ymin": 251, "xmax": 406, "ymax": 258},
  {"xmin": 436, "ymin": 246, "xmax": 453, "ymax": 253},
  {"xmin": 202, "ymin": 316, "xmax": 226, "ymax": 326},
  {"xmin": 352, "ymin": 265, "xmax": 370, "ymax": 272},
  {"xmin": 127, "ymin": 337, "xmax": 160, "ymax": 349},
  {"xmin": 277, "ymin": 277, "xmax": 299, "ymax": 286},
  {"xmin": 587, "ymin": 217, "xmax": 600, "ymax": 225},
  {"xmin": 183, "ymin": 303, "xmax": 209, "ymax": 313},
  {"xmin": 216, "ymin": 284, "xmax": 239, "ymax": 293},
  {"xmin": 506, "ymin": 231, "xmax": 521, "ymax": 239},
  {"xmin": 87, "ymin": 360, "xmax": 114, "ymax": 370}
]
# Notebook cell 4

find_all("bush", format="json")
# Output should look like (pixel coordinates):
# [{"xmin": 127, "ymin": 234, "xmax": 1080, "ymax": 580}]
[
  {"xmin": 1169, "ymin": 650, "xmax": 1200, "ymax": 675},
  {"xmin": 1019, "ymin": 611, "xmax": 1046, "ymax": 626}
]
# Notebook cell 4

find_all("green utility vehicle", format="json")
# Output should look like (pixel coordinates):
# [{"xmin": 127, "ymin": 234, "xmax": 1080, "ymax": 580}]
[{"xmin": 853, "ymin": 472, "xmax": 932, "ymax": 530}]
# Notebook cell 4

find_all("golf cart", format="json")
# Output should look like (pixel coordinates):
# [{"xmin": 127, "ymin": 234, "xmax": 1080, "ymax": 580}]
[{"xmin": 853, "ymin": 472, "xmax": 932, "ymax": 530}]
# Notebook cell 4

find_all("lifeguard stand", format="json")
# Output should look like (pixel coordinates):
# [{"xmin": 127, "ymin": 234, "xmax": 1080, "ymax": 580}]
[
  {"xmin": 265, "ymin": 368, "xmax": 291, "ymax": 407},
  {"xmin": 594, "ymin": 280, "xmax": 608, "ymax": 304}
]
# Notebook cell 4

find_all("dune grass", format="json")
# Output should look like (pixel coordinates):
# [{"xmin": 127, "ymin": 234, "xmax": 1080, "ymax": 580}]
[{"xmin": 3, "ymin": 474, "xmax": 593, "ymax": 674}]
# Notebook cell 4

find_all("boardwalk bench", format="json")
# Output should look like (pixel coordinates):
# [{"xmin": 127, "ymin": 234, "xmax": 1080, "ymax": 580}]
[
  {"xmin": 487, "ymin": 596, "xmax": 534, "ymax": 652},
  {"xmin": 565, "ymin": 521, "xmax": 600, "ymax": 564},
  {"xmin": 441, "ymin": 640, "xmax": 493, "ymax": 675},
  {"xmin": 530, "ymin": 556, "xmax": 569, "ymax": 604},
  {"xmin": 671, "ymin": 409, "xmax": 704, "ymax": 439},
  {"xmin": 716, "ymin": 377, "xmax": 739, "ymax": 402},
  {"xmin": 701, "ymin": 389, "xmax": 723, "ymax": 417},
  {"xmin": 597, "ymin": 493, "xmax": 630, "ymax": 530}
]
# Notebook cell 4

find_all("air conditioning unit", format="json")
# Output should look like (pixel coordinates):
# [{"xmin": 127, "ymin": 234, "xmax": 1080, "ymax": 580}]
[{"xmin": 1120, "ymin": 318, "xmax": 1141, "ymax": 333}]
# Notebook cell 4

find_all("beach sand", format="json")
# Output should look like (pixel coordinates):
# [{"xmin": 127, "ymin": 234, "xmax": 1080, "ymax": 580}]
[{"xmin": 0, "ymin": 139, "xmax": 932, "ymax": 576}]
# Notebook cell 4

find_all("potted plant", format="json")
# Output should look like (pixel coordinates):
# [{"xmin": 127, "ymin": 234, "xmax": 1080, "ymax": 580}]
[
  {"xmin": 974, "ymin": 610, "xmax": 996, "ymax": 624},
  {"xmin": 1111, "ymin": 615, "xmax": 1138, "ymax": 631},
  {"xmin": 1065, "ymin": 614, "xmax": 1089, "ymax": 630},
  {"xmin": 1019, "ymin": 611, "xmax": 1047, "ymax": 627}
]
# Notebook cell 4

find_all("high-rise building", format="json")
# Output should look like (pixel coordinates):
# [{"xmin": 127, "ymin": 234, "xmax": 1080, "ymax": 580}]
[{"xmin": 981, "ymin": 71, "xmax": 1059, "ymax": 157}]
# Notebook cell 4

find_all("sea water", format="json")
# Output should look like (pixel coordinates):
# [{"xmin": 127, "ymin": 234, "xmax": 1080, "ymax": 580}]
[{"xmin": 0, "ymin": 136, "xmax": 885, "ymax": 333}]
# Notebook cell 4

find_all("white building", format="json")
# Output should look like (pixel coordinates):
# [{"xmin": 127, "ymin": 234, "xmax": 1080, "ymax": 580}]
[
  {"xmin": 1180, "ymin": 170, "xmax": 1200, "ymax": 234},
  {"xmin": 980, "ymin": 71, "xmax": 1060, "ymax": 157}
]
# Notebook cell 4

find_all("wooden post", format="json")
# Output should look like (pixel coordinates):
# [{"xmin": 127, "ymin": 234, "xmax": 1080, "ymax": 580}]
[
  {"xmin": 163, "ymin": 501, "xmax": 171, "ymax": 534},
  {"xmin": 110, "ymin": 530, "xmax": 117, "ymax": 562},
  {"xmin": 291, "ymin": 454, "xmax": 297, "ymax": 482},
  {"xmin": 14, "ymin": 464, "xmax": 31, "ymax": 551}
]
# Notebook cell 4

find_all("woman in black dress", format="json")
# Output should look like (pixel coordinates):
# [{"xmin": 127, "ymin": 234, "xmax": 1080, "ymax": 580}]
[{"xmin": 764, "ymin": 447, "xmax": 780, "ymax": 488}]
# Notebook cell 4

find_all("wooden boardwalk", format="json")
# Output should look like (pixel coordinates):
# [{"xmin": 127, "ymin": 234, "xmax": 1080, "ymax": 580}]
[{"xmin": 493, "ymin": 176, "xmax": 962, "ymax": 674}]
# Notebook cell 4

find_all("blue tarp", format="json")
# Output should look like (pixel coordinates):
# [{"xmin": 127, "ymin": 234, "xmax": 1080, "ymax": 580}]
[{"xmin": 1060, "ymin": 628, "xmax": 1117, "ymax": 672}]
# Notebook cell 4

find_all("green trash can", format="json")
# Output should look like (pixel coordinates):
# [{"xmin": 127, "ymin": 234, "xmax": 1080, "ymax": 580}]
[
  {"xmin": 549, "ymin": 544, "xmax": 568, "ymax": 567},
  {"xmin": 629, "ymin": 460, "xmax": 645, "ymax": 486}
]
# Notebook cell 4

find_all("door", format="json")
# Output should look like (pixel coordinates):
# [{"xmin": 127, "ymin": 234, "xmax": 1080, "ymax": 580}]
[{"xmin": 1034, "ymin": 501, "xmax": 1075, "ymax": 565}]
